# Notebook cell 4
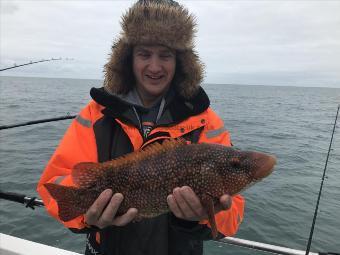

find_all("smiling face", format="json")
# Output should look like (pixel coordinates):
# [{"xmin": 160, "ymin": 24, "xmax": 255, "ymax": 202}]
[{"xmin": 132, "ymin": 45, "xmax": 176, "ymax": 106}]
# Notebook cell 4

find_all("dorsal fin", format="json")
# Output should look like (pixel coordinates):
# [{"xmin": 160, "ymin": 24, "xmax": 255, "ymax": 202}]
[
  {"xmin": 100, "ymin": 138, "xmax": 187, "ymax": 169},
  {"xmin": 72, "ymin": 138, "xmax": 187, "ymax": 188}
]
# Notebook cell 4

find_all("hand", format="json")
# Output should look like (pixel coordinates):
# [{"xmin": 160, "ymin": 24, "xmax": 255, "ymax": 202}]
[
  {"xmin": 84, "ymin": 189, "xmax": 138, "ymax": 229},
  {"xmin": 167, "ymin": 186, "xmax": 232, "ymax": 221}
]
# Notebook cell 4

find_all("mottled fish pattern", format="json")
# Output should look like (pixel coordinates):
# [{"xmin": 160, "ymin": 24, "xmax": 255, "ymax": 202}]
[{"xmin": 44, "ymin": 139, "xmax": 276, "ymax": 238}]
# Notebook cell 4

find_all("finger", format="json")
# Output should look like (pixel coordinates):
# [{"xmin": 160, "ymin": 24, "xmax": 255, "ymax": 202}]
[
  {"xmin": 85, "ymin": 189, "xmax": 112, "ymax": 225},
  {"xmin": 97, "ymin": 193, "xmax": 123, "ymax": 227},
  {"xmin": 112, "ymin": 208, "xmax": 138, "ymax": 227},
  {"xmin": 167, "ymin": 194, "xmax": 184, "ymax": 218},
  {"xmin": 219, "ymin": 194, "xmax": 232, "ymax": 210},
  {"xmin": 173, "ymin": 187, "xmax": 195, "ymax": 219},
  {"xmin": 179, "ymin": 186, "xmax": 205, "ymax": 217}
]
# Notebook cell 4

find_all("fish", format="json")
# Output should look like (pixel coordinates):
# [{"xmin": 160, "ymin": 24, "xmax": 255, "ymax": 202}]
[{"xmin": 44, "ymin": 138, "xmax": 276, "ymax": 239}]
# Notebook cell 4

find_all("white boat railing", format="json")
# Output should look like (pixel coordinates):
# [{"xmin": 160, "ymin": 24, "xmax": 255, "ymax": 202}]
[
  {"xmin": 218, "ymin": 237, "xmax": 323, "ymax": 255},
  {"xmin": 1, "ymin": 233, "xmax": 335, "ymax": 255}
]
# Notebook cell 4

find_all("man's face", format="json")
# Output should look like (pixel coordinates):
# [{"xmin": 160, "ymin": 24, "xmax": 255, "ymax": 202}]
[{"xmin": 132, "ymin": 45, "xmax": 176, "ymax": 98}]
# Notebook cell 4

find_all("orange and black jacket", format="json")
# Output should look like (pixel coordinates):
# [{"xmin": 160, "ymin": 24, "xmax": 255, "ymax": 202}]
[{"xmin": 37, "ymin": 87, "xmax": 245, "ymax": 255}]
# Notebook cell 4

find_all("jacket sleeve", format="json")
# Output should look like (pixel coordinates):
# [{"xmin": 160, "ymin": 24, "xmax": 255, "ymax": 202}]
[
  {"xmin": 36, "ymin": 101, "xmax": 101, "ymax": 231},
  {"xmin": 170, "ymin": 107, "xmax": 245, "ymax": 239}
]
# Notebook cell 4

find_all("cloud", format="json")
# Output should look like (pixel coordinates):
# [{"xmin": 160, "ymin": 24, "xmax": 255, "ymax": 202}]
[
  {"xmin": 186, "ymin": 1, "xmax": 340, "ymax": 87},
  {"xmin": 1, "ymin": 0, "xmax": 339, "ymax": 87},
  {"xmin": 0, "ymin": 2, "xmax": 19, "ymax": 15}
]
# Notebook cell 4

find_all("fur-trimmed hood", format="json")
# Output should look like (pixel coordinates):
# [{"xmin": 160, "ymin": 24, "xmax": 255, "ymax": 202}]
[{"xmin": 103, "ymin": 0, "xmax": 204, "ymax": 99}]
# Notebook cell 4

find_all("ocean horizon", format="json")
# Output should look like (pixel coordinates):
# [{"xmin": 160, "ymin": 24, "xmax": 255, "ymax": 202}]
[{"xmin": 1, "ymin": 75, "xmax": 339, "ymax": 89}]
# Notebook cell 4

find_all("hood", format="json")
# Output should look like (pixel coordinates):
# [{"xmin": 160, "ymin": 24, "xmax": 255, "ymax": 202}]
[
  {"xmin": 90, "ymin": 86, "xmax": 210, "ymax": 125},
  {"xmin": 103, "ymin": 0, "xmax": 204, "ymax": 99}
]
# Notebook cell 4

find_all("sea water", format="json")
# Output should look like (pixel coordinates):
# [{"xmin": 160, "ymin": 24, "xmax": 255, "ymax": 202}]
[{"xmin": 0, "ymin": 76, "xmax": 339, "ymax": 254}]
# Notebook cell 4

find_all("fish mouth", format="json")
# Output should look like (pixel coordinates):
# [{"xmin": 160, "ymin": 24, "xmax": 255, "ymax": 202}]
[{"xmin": 252, "ymin": 152, "xmax": 277, "ymax": 180}]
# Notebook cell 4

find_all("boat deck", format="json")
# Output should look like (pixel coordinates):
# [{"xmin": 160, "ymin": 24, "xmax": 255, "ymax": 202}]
[{"xmin": 0, "ymin": 233, "xmax": 81, "ymax": 255}]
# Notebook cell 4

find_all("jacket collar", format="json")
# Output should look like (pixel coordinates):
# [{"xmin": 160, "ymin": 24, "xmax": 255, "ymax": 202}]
[{"xmin": 90, "ymin": 86, "xmax": 210, "ymax": 126}]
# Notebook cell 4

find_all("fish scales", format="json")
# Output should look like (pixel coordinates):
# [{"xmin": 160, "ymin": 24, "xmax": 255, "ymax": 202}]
[
  {"xmin": 44, "ymin": 139, "xmax": 276, "ymax": 234},
  {"xmin": 101, "ymin": 143, "xmax": 220, "ymax": 217}
]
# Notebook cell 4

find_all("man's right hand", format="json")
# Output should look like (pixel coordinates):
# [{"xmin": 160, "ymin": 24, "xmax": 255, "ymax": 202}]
[{"xmin": 84, "ymin": 189, "xmax": 138, "ymax": 229}]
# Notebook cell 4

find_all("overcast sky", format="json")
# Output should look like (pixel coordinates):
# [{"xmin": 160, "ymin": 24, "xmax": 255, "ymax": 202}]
[{"xmin": 1, "ymin": 0, "xmax": 340, "ymax": 88}]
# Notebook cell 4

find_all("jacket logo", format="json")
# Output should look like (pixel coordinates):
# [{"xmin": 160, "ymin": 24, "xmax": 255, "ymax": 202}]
[{"xmin": 86, "ymin": 235, "xmax": 101, "ymax": 255}]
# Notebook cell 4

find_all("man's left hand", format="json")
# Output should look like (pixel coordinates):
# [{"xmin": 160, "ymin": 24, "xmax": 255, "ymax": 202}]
[{"xmin": 167, "ymin": 186, "xmax": 232, "ymax": 221}]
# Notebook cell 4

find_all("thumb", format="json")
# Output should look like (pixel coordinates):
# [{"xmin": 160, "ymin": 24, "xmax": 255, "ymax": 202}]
[{"xmin": 220, "ymin": 194, "xmax": 232, "ymax": 210}]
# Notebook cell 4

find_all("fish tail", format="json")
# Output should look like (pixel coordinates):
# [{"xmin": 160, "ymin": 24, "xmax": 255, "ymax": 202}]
[{"xmin": 44, "ymin": 183, "xmax": 85, "ymax": 222}]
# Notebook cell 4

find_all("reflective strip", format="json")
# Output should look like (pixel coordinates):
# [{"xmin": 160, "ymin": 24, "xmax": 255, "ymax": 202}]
[
  {"xmin": 205, "ymin": 126, "xmax": 226, "ymax": 139},
  {"xmin": 76, "ymin": 115, "xmax": 92, "ymax": 128},
  {"xmin": 54, "ymin": 176, "xmax": 66, "ymax": 184}
]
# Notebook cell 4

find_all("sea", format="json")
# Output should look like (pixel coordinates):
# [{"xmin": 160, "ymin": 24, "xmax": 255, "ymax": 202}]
[{"xmin": 0, "ymin": 76, "xmax": 339, "ymax": 254}]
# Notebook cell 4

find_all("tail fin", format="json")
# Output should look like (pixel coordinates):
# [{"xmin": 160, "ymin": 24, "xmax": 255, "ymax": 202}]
[{"xmin": 44, "ymin": 183, "xmax": 85, "ymax": 222}]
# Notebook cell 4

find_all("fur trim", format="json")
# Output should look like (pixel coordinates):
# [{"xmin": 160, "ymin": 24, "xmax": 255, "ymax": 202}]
[
  {"xmin": 121, "ymin": 1, "xmax": 196, "ymax": 50},
  {"xmin": 175, "ymin": 49, "xmax": 205, "ymax": 99},
  {"xmin": 103, "ymin": 0, "xmax": 205, "ymax": 99},
  {"xmin": 104, "ymin": 39, "xmax": 134, "ymax": 95}
]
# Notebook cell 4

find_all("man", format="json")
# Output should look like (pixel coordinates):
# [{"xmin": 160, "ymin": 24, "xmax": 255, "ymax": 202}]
[{"xmin": 37, "ymin": 0, "xmax": 245, "ymax": 254}]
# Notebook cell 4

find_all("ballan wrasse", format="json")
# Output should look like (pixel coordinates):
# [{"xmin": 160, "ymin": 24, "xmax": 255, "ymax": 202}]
[{"xmin": 44, "ymin": 139, "xmax": 276, "ymax": 238}]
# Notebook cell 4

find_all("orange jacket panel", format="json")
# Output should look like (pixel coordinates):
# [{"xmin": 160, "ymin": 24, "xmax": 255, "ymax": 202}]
[{"xmin": 37, "ymin": 100, "xmax": 104, "ymax": 229}]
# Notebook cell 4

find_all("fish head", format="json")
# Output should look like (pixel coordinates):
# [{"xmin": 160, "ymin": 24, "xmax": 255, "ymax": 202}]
[{"xmin": 219, "ymin": 147, "xmax": 276, "ymax": 195}]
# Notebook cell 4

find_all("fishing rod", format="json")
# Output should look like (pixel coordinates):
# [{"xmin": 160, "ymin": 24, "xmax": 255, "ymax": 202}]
[
  {"xmin": 0, "ymin": 57, "xmax": 76, "ymax": 130},
  {"xmin": 0, "ymin": 190, "xmax": 44, "ymax": 209},
  {"xmin": 0, "ymin": 114, "xmax": 76, "ymax": 130},
  {"xmin": 304, "ymin": 104, "xmax": 340, "ymax": 255},
  {"xmin": 0, "ymin": 58, "xmax": 73, "ymax": 72}
]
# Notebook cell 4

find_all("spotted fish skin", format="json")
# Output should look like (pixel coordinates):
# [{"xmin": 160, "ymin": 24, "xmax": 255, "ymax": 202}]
[{"xmin": 44, "ymin": 139, "xmax": 276, "ymax": 224}]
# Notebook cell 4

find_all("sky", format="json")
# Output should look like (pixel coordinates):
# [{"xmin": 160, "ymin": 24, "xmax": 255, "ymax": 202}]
[{"xmin": 1, "ymin": 0, "xmax": 340, "ymax": 88}]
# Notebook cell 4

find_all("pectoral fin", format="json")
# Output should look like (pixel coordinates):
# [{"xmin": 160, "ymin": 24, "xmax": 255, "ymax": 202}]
[{"xmin": 202, "ymin": 193, "xmax": 218, "ymax": 239}]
